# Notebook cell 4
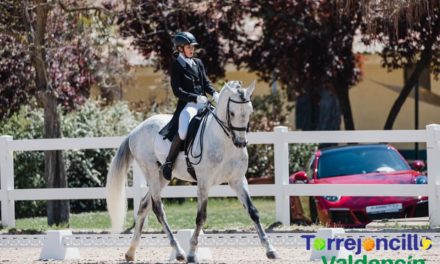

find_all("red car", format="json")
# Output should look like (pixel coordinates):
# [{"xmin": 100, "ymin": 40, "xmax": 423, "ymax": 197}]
[{"xmin": 290, "ymin": 144, "xmax": 428, "ymax": 227}]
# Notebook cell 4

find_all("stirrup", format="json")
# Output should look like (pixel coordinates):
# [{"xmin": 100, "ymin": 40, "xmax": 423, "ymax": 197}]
[{"xmin": 160, "ymin": 161, "xmax": 173, "ymax": 181}]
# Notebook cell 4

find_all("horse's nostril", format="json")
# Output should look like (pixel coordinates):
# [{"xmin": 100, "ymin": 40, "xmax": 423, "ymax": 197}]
[
  {"xmin": 236, "ymin": 141, "xmax": 246, "ymax": 148},
  {"xmin": 233, "ymin": 138, "xmax": 248, "ymax": 148}
]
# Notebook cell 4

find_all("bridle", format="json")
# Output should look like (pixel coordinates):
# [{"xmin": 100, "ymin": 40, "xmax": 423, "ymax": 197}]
[
  {"xmin": 184, "ymin": 82, "xmax": 252, "ymax": 179},
  {"xmin": 185, "ymin": 91, "xmax": 251, "ymax": 177},
  {"xmin": 208, "ymin": 97, "xmax": 250, "ymax": 141},
  {"xmin": 227, "ymin": 98, "xmax": 251, "ymax": 134}
]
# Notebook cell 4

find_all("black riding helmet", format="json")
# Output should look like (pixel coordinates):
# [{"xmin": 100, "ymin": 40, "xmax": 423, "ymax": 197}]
[{"xmin": 173, "ymin": 32, "xmax": 198, "ymax": 47}]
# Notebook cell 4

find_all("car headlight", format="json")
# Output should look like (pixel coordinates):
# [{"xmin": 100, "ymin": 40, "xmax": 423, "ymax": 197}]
[
  {"xmin": 324, "ymin": 196, "xmax": 341, "ymax": 202},
  {"xmin": 415, "ymin": 176, "xmax": 427, "ymax": 184}
]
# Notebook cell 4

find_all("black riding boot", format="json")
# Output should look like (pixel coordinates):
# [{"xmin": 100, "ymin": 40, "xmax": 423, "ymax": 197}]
[{"xmin": 160, "ymin": 136, "xmax": 183, "ymax": 181}]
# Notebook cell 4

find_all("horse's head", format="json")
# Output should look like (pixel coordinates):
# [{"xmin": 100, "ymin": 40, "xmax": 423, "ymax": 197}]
[{"xmin": 216, "ymin": 80, "xmax": 256, "ymax": 148}]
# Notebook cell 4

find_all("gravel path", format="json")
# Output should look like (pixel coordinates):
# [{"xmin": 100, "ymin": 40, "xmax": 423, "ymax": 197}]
[
  {"xmin": 2, "ymin": 227, "xmax": 440, "ymax": 263},
  {"xmin": 1, "ymin": 245, "xmax": 439, "ymax": 263}
]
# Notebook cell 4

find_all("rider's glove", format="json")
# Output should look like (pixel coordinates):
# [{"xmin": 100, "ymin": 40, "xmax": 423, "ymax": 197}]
[
  {"xmin": 213, "ymin": 92, "xmax": 219, "ymax": 104},
  {"xmin": 197, "ymin": 95, "xmax": 208, "ymax": 104}
]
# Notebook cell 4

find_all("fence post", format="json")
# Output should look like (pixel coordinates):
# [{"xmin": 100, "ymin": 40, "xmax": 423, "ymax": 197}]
[
  {"xmin": 273, "ymin": 126, "xmax": 290, "ymax": 226},
  {"xmin": 426, "ymin": 124, "xmax": 440, "ymax": 228},
  {"xmin": 0, "ymin": 136, "xmax": 15, "ymax": 227},
  {"xmin": 132, "ymin": 161, "xmax": 146, "ymax": 219}
]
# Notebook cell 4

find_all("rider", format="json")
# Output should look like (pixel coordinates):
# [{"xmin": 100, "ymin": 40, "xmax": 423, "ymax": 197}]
[{"xmin": 159, "ymin": 31, "xmax": 219, "ymax": 181}]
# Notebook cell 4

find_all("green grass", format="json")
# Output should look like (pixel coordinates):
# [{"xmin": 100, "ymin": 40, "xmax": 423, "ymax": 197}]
[{"xmin": 5, "ymin": 198, "xmax": 277, "ymax": 233}]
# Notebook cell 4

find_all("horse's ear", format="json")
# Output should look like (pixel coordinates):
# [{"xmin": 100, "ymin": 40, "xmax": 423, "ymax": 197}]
[
  {"xmin": 246, "ymin": 80, "xmax": 256, "ymax": 99},
  {"xmin": 225, "ymin": 81, "xmax": 235, "ymax": 92}
]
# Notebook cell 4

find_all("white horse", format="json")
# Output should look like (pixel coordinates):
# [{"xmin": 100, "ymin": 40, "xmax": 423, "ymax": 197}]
[{"xmin": 105, "ymin": 80, "xmax": 278, "ymax": 262}]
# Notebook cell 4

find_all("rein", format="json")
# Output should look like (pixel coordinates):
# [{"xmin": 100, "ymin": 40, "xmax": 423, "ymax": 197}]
[{"xmin": 185, "ymin": 98, "xmax": 250, "ymax": 178}]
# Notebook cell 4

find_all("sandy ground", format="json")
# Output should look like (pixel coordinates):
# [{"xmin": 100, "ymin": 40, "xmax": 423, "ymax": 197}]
[{"xmin": 1, "ymin": 245, "xmax": 440, "ymax": 264}]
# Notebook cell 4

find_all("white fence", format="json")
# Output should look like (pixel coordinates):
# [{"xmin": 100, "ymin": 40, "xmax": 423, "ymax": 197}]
[{"xmin": 1, "ymin": 125, "xmax": 440, "ymax": 228}]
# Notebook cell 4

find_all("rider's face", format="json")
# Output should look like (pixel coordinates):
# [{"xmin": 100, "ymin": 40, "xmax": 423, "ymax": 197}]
[{"xmin": 182, "ymin": 44, "xmax": 195, "ymax": 58}]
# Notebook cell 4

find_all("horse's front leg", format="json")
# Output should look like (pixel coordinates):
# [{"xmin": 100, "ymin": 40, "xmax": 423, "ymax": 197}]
[
  {"xmin": 229, "ymin": 177, "xmax": 278, "ymax": 259},
  {"xmin": 187, "ymin": 186, "xmax": 209, "ymax": 263}
]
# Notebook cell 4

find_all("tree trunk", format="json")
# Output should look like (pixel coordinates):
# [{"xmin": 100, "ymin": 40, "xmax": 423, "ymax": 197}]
[
  {"xmin": 43, "ymin": 93, "xmax": 70, "ymax": 226},
  {"xmin": 295, "ymin": 81, "xmax": 343, "ymax": 132},
  {"xmin": 335, "ymin": 80, "xmax": 355, "ymax": 130},
  {"xmin": 383, "ymin": 22, "xmax": 439, "ymax": 130},
  {"xmin": 383, "ymin": 46, "xmax": 433, "ymax": 130},
  {"xmin": 317, "ymin": 88, "xmax": 341, "ymax": 148},
  {"xmin": 25, "ymin": 0, "xmax": 70, "ymax": 226}
]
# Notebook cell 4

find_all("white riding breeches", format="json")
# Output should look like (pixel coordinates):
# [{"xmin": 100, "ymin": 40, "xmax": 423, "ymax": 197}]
[{"xmin": 178, "ymin": 102, "xmax": 205, "ymax": 140}]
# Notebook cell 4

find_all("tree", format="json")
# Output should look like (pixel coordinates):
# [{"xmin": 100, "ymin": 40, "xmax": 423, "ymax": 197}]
[
  {"xmin": 1, "ymin": 0, "xmax": 69, "ymax": 225},
  {"xmin": 118, "ymin": 1, "xmax": 245, "ymax": 81},
  {"xmin": 359, "ymin": 0, "xmax": 440, "ymax": 129},
  {"xmin": 232, "ymin": 0, "xmax": 363, "ymax": 131},
  {"xmin": 0, "ymin": 34, "xmax": 35, "ymax": 118},
  {"xmin": 119, "ymin": 1, "xmax": 363, "ymax": 131},
  {"xmin": 0, "ymin": 0, "xmax": 129, "ymax": 225}
]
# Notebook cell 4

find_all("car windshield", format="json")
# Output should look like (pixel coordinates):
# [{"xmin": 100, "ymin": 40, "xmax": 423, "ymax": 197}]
[{"xmin": 317, "ymin": 147, "xmax": 411, "ymax": 179}]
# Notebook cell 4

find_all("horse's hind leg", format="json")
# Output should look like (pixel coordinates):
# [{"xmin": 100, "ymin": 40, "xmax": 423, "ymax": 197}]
[
  {"xmin": 150, "ymin": 180, "xmax": 186, "ymax": 261},
  {"xmin": 187, "ymin": 186, "xmax": 209, "ymax": 263},
  {"xmin": 229, "ymin": 178, "xmax": 278, "ymax": 259},
  {"xmin": 125, "ymin": 191, "xmax": 152, "ymax": 261},
  {"xmin": 125, "ymin": 164, "xmax": 184, "ymax": 262}
]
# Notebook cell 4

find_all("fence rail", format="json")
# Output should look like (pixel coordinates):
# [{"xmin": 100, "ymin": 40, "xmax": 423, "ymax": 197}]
[{"xmin": 1, "ymin": 125, "xmax": 440, "ymax": 228}]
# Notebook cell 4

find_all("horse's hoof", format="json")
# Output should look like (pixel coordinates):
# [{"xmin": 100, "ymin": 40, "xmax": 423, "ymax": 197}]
[
  {"xmin": 187, "ymin": 254, "xmax": 198, "ymax": 263},
  {"xmin": 125, "ymin": 253, "xmax": 135, "ymax": 262},
  {"xmin": 266, "ymin": 250, "xmax": 278, "ymax": 259},
  {"xmin": 176, "ymin": 253, "xmax": 186, "ymax": 262}
]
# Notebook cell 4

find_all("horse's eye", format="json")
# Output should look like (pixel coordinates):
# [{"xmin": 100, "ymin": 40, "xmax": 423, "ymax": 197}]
[{"xmin": 230, "ymin": 111, "xmax": 235, "ymax": 117}]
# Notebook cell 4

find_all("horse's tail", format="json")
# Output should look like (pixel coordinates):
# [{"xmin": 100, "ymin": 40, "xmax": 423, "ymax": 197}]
[{"xmin": 106, "ymin": 137, "xmax": 133, "ymax": 233}]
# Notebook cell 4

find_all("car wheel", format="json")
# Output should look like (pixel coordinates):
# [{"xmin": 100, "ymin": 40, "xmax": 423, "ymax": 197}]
[
  {"xmin": 415, "ymin": 202, "xmax": 429, "ymax": 217},
  {"xmin": 309, "ymin": 197, "xmax": 319, "ymax": 224}
]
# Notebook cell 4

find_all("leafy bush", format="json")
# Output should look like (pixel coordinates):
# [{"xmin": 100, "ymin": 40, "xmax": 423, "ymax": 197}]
[
  {"xmin": 0, "ymin": 100, "xmax": 141, "ymax": 217},
  {"xmin": 289, "ymin": 143, "xmax": 317, "ymax": 173},
  {"xmin": 62, "ymin": 101, "xmax": 141, "ymax": 213},
  {"xmin": 0, "ymin": 90, "xmax": 317, "ymax": 218},
  {"xmin": 0, "ymin": 107, "xmax": 46, "ymax": 217},
  {"xmin": 247, "ymin": 91, "xmax": 316, "ymax": 178}
]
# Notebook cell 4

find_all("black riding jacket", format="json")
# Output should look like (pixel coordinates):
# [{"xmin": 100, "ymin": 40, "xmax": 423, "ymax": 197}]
[{"xmin": 159, "ymin": 56, "xmax": 216, "ymax": 141}]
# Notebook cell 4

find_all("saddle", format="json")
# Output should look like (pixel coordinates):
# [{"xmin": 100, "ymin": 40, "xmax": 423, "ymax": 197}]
[{"xmin": 183, "ymin": 105, "xmax": 212, "ymax": 180}]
